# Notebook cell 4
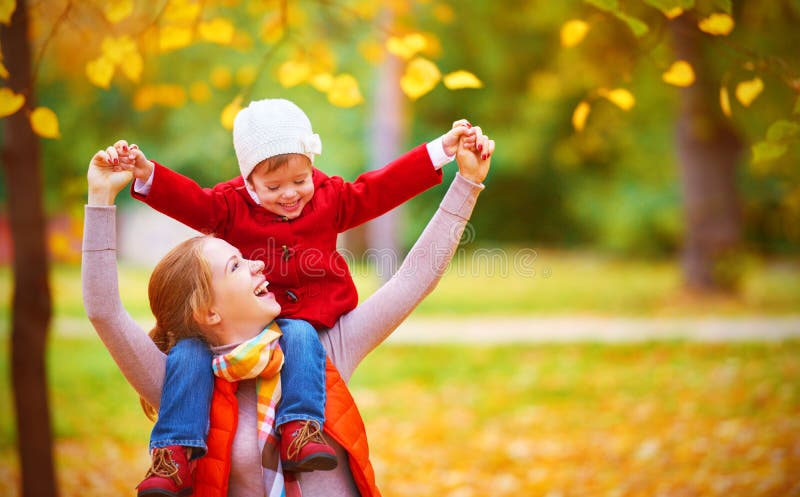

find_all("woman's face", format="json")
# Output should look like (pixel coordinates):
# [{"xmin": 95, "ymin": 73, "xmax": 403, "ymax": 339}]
[{"xmin": 201, "ymin": 237, "xmax": 281, "ymax": 340}]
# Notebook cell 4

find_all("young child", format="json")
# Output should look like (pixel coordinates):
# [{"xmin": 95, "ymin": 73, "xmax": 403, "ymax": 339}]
[{"xmin": 111, "ymin": 98, "xmax": 483, "ymax": 496}]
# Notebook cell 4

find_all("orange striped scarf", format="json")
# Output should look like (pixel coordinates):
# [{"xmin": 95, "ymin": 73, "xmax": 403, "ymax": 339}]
[{"xmin": 212, "ymin": 321, "xmax": 298, "ymax": 497}]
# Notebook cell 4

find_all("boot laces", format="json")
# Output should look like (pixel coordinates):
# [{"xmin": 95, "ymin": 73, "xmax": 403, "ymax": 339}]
[
  {"xmin": 287, "ymin": 420, "xmax": 326, "ymax": 460},
  {"xmin": 145, "ymin": 447, "xmax": 183, "ymax": 485}
]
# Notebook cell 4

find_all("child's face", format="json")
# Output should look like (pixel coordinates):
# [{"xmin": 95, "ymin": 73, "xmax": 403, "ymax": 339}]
[{"xmin": 249, "ymin": 155, "xmax": 314, "ymax": 219}]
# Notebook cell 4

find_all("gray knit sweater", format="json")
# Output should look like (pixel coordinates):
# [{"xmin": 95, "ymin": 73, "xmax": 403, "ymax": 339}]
[{"xmin": 82, "ymin": 173, "xmax": 483, "ymax": 497}]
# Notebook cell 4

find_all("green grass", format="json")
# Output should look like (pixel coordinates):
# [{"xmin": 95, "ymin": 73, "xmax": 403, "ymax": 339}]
[
  {"xmin": 1, "ymin": 336, "xmax": 799, "ymax": 496},
  {"xmin": 0, "ymin": 251, "xmax": 798, "ymax": 331}
]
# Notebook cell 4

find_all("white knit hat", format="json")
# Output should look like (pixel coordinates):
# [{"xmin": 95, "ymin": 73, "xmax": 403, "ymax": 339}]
[{"xmin": 233, "ymin": 98, "xmax": 322, "ymax": 180}]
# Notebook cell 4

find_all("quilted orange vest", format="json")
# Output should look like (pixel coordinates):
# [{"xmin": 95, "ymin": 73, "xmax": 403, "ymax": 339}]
[{"xmin": 194, "ymin": 357, "xmax": 381, "ymax": 497}]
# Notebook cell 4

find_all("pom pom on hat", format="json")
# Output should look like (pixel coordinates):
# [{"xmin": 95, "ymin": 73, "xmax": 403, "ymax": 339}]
[{"xmin": 233, "ymin": 98, "xmax": 322, "ymax": 180}]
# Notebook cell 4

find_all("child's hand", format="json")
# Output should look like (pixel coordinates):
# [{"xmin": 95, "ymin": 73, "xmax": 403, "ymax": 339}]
[
  {"xmin": 112, "ymin": 139, "xmax": 154, "ymax": 182},
  {"xmin": 87, "ymin": 148, "xmax": 134, "ymax": 205},
  {"xmin": 442, "ymin": 119, "xmax": 477, "ymax": 157},
  {"xmin": 456, "ymin": 125, "xmax": 494, "ymax": 184}
]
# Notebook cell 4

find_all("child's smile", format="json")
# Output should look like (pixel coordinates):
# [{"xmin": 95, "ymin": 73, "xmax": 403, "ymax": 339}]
[{"xmin": 249, "ymin": 154, "xmax": 315, "ymax": 219}]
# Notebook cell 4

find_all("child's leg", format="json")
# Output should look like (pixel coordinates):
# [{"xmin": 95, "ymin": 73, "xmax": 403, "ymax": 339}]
[
  {"xmin": 149, "ymin": 337, "xmax": 215, "ymax": 457},
  {"xmin": 275, "ymin": 318, "xmax": 326, "ymax": 427},
  {"xmin": 275, "ymin": 318, "xmax": 336, "ymax": 472},
  {"xmin": 137, "ymin": 337, "xmax": 213, "ymax": 496}
]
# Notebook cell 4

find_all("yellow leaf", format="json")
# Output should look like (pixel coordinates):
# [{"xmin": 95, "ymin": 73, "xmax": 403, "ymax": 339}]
[
  {"xmin": 0, "ymin": 0, "xmax": 15, "ymax": 25},
  {"xmin": 189, "ymin": 81, "xmax": 211, "ymax": 102},
  {"xmin": 104, "ymin": 0, "xmax": 133, "ymax": 24},
  {"xmin": 0, "ymin": 60, "xmax": 8, "ymax": 79},
  {"xmin": 199, "ymin": 17, "xmax": 235, "ymax": 45},
  {"xmin": 387, "ymin": 36, "xmax": 414, "ymax": 59},
  {"xmin": 221, "ymin": 96, "xmax": 243, "ymax": 130},
  {"xmin": 310, "ymin": 72, "xmax": 334, "ymax": 92},
  {"xmin": 561, "ymin": 19, "xmax": 589, "ymax": 48},
  {"xmin": 400, "ymin": 57, "xmax": 441, "ymax": 100},
  {"xmin": 598, "ymin": 87, "xmax": 635, "ymax": 110},
  {"xmin": 30, "ymin": 106, "xmax": 60, "ymax": 139},
  {"xmin": 327, "ymin": 74, "xmax": 363, "ymax": 107},
  {"xmin": 387, "ymin": 33, "xmax": 427, "ymax": 60},
  {"xmin": 664, "ymin": 7, "xmax": 683, "ymax": 19},
  {"xmin": 572, "ymin": 101, "xmax": 590, "ymax": 132},
  {"xmin": 0, "ymin": 87, "xmax": 24, "ymax": 117},
  {"xmin": 133, "ymin": 86, "xmax": 155, "ymax": 111},
  {"xmin": 735, "ymin": 77, "xmax": 763, "ymax": 107},
  {"xmin": 86, "ymin": 56, "xmax": 115, "ymax": 89},
  {"xmin": 164, "ymin": 0, "xmax": 201, "ymax": 22},
  {"xmin": 433, "ymin": 3, "xmax": 454, "ymax": 23},
  {"xmin": 159, "ymin": 25, "xmax": 193, "ymax": 52},
  {"xmin": 698, "ymin": 13, "xmax": 734, "ymax": 36},
  {"xmin": 118, "ymin": 47, "xmax": 143, "ymax": 83},
  {"xmin": 277, "ymin": 59, "xmax": 311, "ymax": 88},
  {"xmin": 134, "ymin": 85, "xmax": 186, "ymax": 110},
  {"xmin": 102, "ymin": 35, "xmax": 138, "ymax": 65},
  {"xmin": 403, "ymin": 33, "xmax": 427, "ymax": 54},
  {"xmin": 443, "ymin": 70, "xmax": 483, "ymax": 90},
  {"xmin": 210, "ymin": 66, "xmax": 232, "ymax": 89},
  {"xmin": 260, "ymin": 13, "xmax": 285, "ymax": 44},
  {"xmin": 307, "ymin": 42, "xmax": 337, "ymax": 73},
  {"xmin": 154, "ymin": 85, "xmax": 186, "ymax": 107},
  {"xmin": 236, "ymin": 65, "xmax": 257, "ymax": 86},
  {"xmin": 359, "ymin": 40, "xmax": 385, "ymax": 65},
  {"xmin": 662, "ymin": 60, "xmax": 695, "ymax": 87},
  {"xmin": 720, "ymin": 86, "xmax": 731, "ymax": 117},
  {"xmin": 352, "ymin": 0, "xmax": 380, "ymax": 19}
]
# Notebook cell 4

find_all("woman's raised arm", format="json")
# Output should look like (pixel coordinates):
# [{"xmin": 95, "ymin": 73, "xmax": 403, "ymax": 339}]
[{"xmin": 81, "ymin": 148, "xmax": 167, "ymax": 407}]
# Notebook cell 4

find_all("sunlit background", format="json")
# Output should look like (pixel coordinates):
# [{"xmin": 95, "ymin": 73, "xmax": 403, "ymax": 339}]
[{"xmin": 1, "ymin": 0, "xmax": 799, "ymax": 496}]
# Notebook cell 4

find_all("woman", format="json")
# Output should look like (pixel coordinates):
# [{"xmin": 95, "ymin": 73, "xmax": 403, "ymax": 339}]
[{"xmin": 82, "ymin": 133, "xmax": 492, "ymax": 497}]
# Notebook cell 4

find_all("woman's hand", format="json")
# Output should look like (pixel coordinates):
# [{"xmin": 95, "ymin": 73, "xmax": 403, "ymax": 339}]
[
  {"xmin": 87, "ymin": 147, "xmax": 133, "ymax": 206},
  {"xmin": 456, "ymin": 126, "xmax": 494, "ymax": 184}
]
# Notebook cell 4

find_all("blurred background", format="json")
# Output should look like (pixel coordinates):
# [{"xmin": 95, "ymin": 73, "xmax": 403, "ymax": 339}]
[{"xmin": 1, "ymin": 0, "xmax": 799, "ymax": 496}]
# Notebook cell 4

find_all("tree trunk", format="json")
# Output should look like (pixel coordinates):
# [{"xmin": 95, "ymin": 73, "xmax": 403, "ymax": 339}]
[
  {"xmin": 672, "ymin": 16, "xmax": 744, "ymax": 292},
  {"xmin": 366, "ymin": 10, "xmax": 406, "ymax": 283},
  {"xmin": 1, "ymin": 1, "xmax": 57, "ymax": 496}
]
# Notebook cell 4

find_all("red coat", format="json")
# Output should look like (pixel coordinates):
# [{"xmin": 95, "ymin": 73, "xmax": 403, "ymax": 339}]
[
  {"xmin": 132, "ymin": 145, "xmax": 442, "ymax": 329},
  {"xmin": 193, "ymin": 358, "xmax": 382, "ymax": 497}
]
